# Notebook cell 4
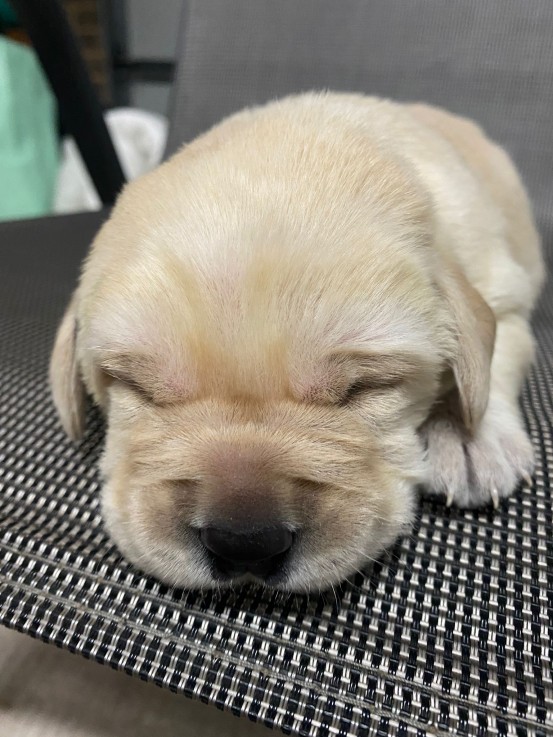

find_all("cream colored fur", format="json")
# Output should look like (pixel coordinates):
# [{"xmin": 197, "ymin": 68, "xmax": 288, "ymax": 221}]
[{"xmin": 50, "ymin": 92, "xmax": 545, "ymax": 591}]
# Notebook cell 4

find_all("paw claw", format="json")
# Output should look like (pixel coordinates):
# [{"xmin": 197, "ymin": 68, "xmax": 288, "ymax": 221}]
[{"xmin": 420, "ymin": 398, "xmax": 533, "ymax": 511}]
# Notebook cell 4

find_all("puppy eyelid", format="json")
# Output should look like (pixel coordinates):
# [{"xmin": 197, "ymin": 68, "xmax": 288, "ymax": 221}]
[
  {"xmin": 102, "ymin": 368, "xmax": 154, "ymax": 403},
  {"xmin": 123, "ymin": 380, "xmax": 154, "ymax": 402},
  {"xmin": 340, "ymin": 376, "xmax": 403, "ymax": 405}
]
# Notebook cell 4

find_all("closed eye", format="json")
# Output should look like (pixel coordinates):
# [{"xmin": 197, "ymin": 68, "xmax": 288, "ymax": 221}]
[
  {"xmin": 339, "ymin": 375, "xmax": 404, "ymax": 405},
  {"xmin": 102, "ymin": 367, "xmax": 154, "ymax": 402}
]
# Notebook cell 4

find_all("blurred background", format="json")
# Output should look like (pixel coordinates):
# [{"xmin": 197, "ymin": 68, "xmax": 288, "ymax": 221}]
[{"xmin": 0, "ymin": 0, "xmax": 183, "ymax": 221}]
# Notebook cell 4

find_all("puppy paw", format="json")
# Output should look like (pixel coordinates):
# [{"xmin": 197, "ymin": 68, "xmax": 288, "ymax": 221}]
[{"xmin": 419, "ymin": 397, "xmax": 534, "ymax": 509}]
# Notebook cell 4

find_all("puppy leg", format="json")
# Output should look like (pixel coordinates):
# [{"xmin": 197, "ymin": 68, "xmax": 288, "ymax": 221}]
[{"xmin": 420, "ymin": 314, "xmax": 535, "ymax": 508}]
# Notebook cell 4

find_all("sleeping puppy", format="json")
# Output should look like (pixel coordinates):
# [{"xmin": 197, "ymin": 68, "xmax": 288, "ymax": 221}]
[{"xmin": 50, "ymin": 93, "xmax": 545, "ymax": 591}]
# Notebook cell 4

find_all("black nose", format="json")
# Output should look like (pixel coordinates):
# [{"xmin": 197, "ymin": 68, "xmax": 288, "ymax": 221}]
[{"xmin": 199, "ymin": 525, "xmax": 294, "ymax": 578}]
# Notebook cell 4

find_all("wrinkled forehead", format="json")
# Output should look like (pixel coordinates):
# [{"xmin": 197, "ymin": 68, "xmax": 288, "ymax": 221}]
[{"xmin": 82, "ymin": 232, "xmax": 441, "ymax": 402}]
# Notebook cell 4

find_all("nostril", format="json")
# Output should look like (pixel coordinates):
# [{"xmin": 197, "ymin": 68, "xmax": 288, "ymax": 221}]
[
  {"xmin": 200, "ymin": 526, "xmax": 293, "ymax": 563},
  {"xmin": 199, "ymin": 525, "xmax": 294, "ymax": 577}
]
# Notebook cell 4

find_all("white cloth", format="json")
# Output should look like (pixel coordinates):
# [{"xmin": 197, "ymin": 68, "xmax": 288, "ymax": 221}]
[{"xmin": 54, "ymin": 108, "xmax": 168, "ymax": 214}]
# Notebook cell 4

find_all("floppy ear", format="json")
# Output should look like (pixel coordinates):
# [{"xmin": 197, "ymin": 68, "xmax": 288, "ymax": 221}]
[
  {"xmin": 49, "ymin": 293, "xmax": 86, "ymax": 441},
  {"xmin": 440, "ymin": 265, "xmax": 496, "ymax": 433}
]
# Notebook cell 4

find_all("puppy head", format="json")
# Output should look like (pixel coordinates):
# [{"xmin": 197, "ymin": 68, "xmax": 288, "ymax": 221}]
[{"xmin": 50, "ymin": 101, "xmax": 495, "ymax": 591}]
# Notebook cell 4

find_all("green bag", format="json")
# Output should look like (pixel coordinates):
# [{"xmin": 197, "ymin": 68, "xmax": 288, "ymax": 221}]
[{"xmin": 0, "ymin": 36, "xmax": 58, "ymax": 220}]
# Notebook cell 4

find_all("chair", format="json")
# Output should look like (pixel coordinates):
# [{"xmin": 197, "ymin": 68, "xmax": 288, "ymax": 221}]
[{"xmin": 1, "ymin": 2, "xmax": 552, "ymax": 734}]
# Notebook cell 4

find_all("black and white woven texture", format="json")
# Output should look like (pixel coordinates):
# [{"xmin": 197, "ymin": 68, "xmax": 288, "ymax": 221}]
[{"xmin": 2, "ymin": 1, "xmax": 553, "ymax": 735}]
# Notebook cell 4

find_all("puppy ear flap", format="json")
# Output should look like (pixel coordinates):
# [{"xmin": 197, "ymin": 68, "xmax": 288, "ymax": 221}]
[
  {"xmin": 440, "ymin": 265, "xmax": 496, "ymax": 433},
  {"xmin": 49, "ymin": 293, "xmax": 86, "ymax": 441}
]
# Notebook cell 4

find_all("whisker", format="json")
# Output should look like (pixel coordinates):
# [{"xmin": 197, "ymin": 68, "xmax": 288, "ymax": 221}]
[{"xmin": 351, "ymin": 548, "xmax": 381, "ymax": 565}]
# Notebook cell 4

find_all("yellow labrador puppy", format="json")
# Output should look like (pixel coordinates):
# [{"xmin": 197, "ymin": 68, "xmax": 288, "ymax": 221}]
[{"xmin": 50, "ymin": 93, "xmax": 545, "ymax": 591}]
